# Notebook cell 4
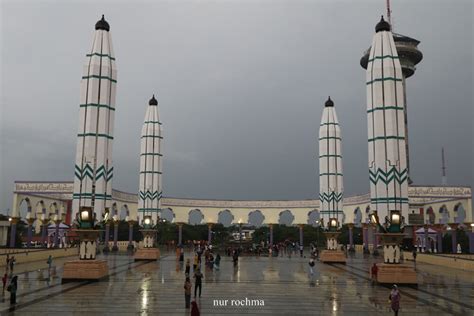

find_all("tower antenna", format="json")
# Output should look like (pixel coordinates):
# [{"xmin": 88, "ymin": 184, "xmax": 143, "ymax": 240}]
[
  {"xmin": 441, "ymin": 147, "xmax": 447, "ymax": 185},
  {"xmin": 386, "ymin": 0, "xmax": 393, "ymax": 29}
]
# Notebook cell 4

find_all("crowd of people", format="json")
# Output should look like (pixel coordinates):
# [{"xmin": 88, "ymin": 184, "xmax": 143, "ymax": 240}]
[{"xmin": 177, "ymin": 240, "xmax": 402, "ymax": 315}]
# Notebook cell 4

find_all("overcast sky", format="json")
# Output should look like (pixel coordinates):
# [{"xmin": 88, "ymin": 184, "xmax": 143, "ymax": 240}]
[{"xmin": 0, "ymin": 0, "xmax": 472, "ymax": 213}]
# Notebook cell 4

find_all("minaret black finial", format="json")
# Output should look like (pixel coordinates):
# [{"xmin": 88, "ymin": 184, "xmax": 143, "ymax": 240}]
[
  {"xmin": 375, "ymin": 15, "xmax": 391, "ymax": 33},
  {"xmin": 149, "ymin": 94, "xmax": 158, "ymax": 106},
  {"xmin": 325, "ymin": 96, "xmax": 334, "ymax": 107},
  {"xmin": 95, "ymin": 14, "xmax": 110, "ymax": 31}
]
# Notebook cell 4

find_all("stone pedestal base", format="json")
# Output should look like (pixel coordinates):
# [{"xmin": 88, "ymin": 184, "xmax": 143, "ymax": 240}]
[
  {"xmin": 320, "ymin": 250, "xmax": 346, "ymax": 263},
  {"xmin": 62, "ymin": 260, "xmax": 109, "ymax": 283},
  {"xmin": 375, "ymin": 263, "xmax": 418, "ymax": 284},
  {"xmin": 134, "ymin": 248, "xmax": 160, "ymax": 261}
]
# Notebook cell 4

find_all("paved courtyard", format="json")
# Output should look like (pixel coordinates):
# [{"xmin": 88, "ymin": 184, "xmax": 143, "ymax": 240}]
[{"xmin": 0, "ymin": 250, "xmax": 472, "ymax": 315}]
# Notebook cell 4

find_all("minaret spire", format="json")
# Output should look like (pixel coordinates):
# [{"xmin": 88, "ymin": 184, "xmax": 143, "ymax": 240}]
[
  {"xmin": 366, "ymin": 16, "xmax": 408, "ymax": 222},
  {"xmin": 73, "ymin": 16, "xmax": 117, "ymax": 223}
]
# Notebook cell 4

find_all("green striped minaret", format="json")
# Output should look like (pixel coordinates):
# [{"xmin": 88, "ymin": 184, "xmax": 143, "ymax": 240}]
[{"xmin": 366, "ymin": 16, "xmax": 408, "ymax": 220}]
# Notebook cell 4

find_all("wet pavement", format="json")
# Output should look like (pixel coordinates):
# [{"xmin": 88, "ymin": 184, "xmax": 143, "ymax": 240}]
[{"xmin": 0, "ymin": 250, "xmax": 472, "ymax": 315}]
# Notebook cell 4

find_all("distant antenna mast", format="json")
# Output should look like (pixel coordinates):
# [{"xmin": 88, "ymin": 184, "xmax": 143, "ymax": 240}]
[
  {"xmin": 441, "ymin": 147, "xmax": 447, "ymax": 185},
  {"xmin": 386, "ymin": 0, "xmax": 393, "ymax": 30}
]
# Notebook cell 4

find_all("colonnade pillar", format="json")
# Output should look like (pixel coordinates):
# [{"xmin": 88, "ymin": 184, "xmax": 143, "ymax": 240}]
[
  {"xmin": 347, "ymin": 224, "xmax": 354, "ymax": 251},
  {"xmin": 9, "ymin": 218, "xmax": 19, "ymax": 248}
]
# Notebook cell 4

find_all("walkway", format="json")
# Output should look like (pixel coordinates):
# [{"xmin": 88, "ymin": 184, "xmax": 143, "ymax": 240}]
[{"xmin": 0, "ymin": 250, "xmax": 472, "ymax": 315}]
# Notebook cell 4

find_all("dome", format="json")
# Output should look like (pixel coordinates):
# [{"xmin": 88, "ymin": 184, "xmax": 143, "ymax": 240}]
[
  {"xmin": 95, "ymin": 15, "xmax": 110, "ymax": 32},
  {"xmin": 375, "ymin": 16, "xmax": 391, "ymax": 33}
]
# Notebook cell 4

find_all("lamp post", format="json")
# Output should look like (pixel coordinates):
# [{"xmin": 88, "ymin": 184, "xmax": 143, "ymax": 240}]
[
  {"xmin": 177, "ymin": 222, "xmax": 183, "ymax": 246},
  {"xmin": 8, "ymin": 217, "xmax": 20, "ymax": 248},
  {"xmin": 298, "ymin": 224, "xmax": 304, "ymax": 256},
  {"xmin": 238, "ymin": 220, "xmax": 243, "ymax": 249},
  {"xmin": 134, "ymin": 215, "xmax": 160, "ymax": 261},
  {"xmin": 103, "ymin": 210, "xmax": 111, "ymax": 253},
  {"xmin": 26, "ymin": 213, "xmax": 35, "ymax": 249},
  {"xmin": 449, "ymin": 223, "xmax": 459, "ymax": 254},
  {"xmin": 53, "ymin": 214, "xmax": 61, "ymax": 248},
  {"xmin": 126, "ymin": 217, "xmax": 135, "ymax": 251},
  {"xmin": 112, "ymin": 215, "xmax": 119, "ymax": 252},
  {"xmin": 347, "ymin": 223, "xmax": 355, "ymax": 252},
  {"xmin": 467, "ymin": 223, "xmax": 474, "ymax": 254},
  {"xmin": 269, "ymin": 223, "xmax": 274, "ymax": 247},
  {"xmin": 319, "ymin": 218, "xmax": 346, "ymax": 263},
  {"xmin": 315, "ymin": 220, "xmax": 320, "ymax": 247}
]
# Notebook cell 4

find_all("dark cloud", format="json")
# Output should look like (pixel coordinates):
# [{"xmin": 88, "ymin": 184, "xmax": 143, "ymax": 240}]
[{"xmin": 1, "ymin": 1, "xmax": 472, "ymax": 214}]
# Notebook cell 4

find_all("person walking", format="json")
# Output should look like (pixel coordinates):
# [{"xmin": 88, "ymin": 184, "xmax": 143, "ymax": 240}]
[
  {"xmin": 389, "ymin": 285, "xmax": 401, "ymax": 316},
  {"xmin": 214, "ymin": 253, "xmax": 221, "ymax": 270},
  {"xmin": 232, "ymin": 251, "xmax": 238, "ymax": 267},
  {"xmin": 412, "ymin": 249, "xmax": 417, "ymax": 265},
  {"xmin": 185, "ymin": 259, "xmax": 191, "ymax": 276},
  {"xmin": 308, "ymin": 258, "xmax": 315, "ymax": 275},
  {"xmin": 7, "ymin": 275, "xmax": 18, "ymax": 305},
  {"xmin": 2, "ymin": 273, "xmax": 7, "ymax": 294},
  {"xmin": 371, "ymin": 263, "xmax": 378, "ymax": 284},
  {"xmin": 9, "ymin": 257, "xmax": 15, "ymax": 273},
  {"xmin": 184, "ymin": 277, "xmax": 192, "ymax": 309},
  {"xmin": 193, "ymin": 268, "xmax": 203, "ymax": 298},
  {"xmin": 47, "ymin": 255, "xmax": 53, "ymax": 271},
  {"xmin": 193, "ymin": 254, "xmax": 199, "ymax": 271},
  {"xmin": 191, "ymin": 300, "xmax": 200, "ymax": 316}
]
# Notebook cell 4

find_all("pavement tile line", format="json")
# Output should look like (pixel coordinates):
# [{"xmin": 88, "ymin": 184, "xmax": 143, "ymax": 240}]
[
  {"xmin": 0, "ymin": 257, "xmax": 164, "ymax": 314},
  {"xmin": 329, "ymin": 263, "xmax": 469, "ymax": 316},
  {"xmin": 343, "ymin": 263, "xmax": 473, "ymax": 310}
]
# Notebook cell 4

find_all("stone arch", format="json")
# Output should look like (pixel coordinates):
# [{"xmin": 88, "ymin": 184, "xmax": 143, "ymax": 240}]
[
  {"xmin": 426, "ymin": 206, "xmax": 435, "ymax": 224},
  {"xmin": 453, "ymin": 203, "xmax": 466, "ymax": 224},
  {"xmin": 439, "ymin": 205, "xmax": 449, "ymax": 224},
  {"xmin": 160, "ymin": 208, "xmax": 175, "ymax": 223},
  {"xmin": 248, "ymin": 210, "xmax": 265, "ymax": 227},
  {"xmin": 218, "ymin": 209, "xmax": 234, "ymax": 227},
  {"xmin": 18, "ymin": 198, "xmax": 32, "ymax": 220},
  {"xmin": 120, "ymin": 204, "xmax": 129, "ymax": 220},
  {"xmin": 188, "ymin": 209, "xmax": 204, "ymax": 225},
  {"xmin": 307, "ymin": 209, "xmax": 321, "ymax": 226},
  {"xmin": 49, "ymin": 202, "xmax": 58, "ymax": 216},
  {"xmin": 278, "ymin": 210, "xmax": 294, "ymax": 226},
  {"xmin": 354, "ymin": 207, "xmax": 362, "ymax": 227},
  {"xmin": 364, "ymin": 205, "xmax": 371, "ymax": 223}
]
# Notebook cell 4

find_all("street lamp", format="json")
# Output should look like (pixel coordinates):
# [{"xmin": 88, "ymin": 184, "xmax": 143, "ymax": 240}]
[
  {"xmin": 77, "ymin": 207, "xmax": 95, "ymax": 229},
  {"xmin": 388, "ymin": 210, "xmax": 401, "ymax": 233},
  {"xmin": 328, "ymin": 218, "xmax": 338, "ymax": 231},
  {"xmin": 143, "ymin": 215, "xmax": 152, "ymax": 228}
]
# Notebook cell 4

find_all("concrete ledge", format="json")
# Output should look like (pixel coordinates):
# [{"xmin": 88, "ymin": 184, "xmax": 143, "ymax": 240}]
[
  {"xmin": 134, "ymin": 248, "xmax": 160, "ymax": 261},
  {"xmin": 62, "ymin": 260, "xmax": 109, "ymax": 282},
  {"xmin": 0, "ymin": 248, "xmax": 78, "ymax": 266},
  {"xmin": 403, "ymin": 251, "xmax": 474, "ymax": 271},
  {"xmin": 320, "ymin": 250, "xmax": 346, "ymax": 263},
  {"xmin": 375, "ymin": 263, "xmax": 418, "ymax": 285}
]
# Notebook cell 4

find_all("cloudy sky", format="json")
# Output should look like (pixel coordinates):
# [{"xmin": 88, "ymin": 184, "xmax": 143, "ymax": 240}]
[{"xmin": 0, "ymin": 0, "xmax": 472, "ymax": 213}]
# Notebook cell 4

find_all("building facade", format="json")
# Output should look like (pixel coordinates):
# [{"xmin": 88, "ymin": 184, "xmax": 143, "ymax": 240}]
[{"xmin": 11, "ymin": 181, "xmax": 472, "ymax": 232}]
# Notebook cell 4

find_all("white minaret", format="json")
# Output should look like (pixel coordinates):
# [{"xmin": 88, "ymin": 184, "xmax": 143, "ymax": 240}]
[
  {"xmin": 72, "ymin": 15, "xmax": 117, "ymax": 221},
  {"xmin": 366, "ymin": 16, "xmax": 408, "ymax": 222},
  {"xmin": 138, "ymin": 95, "xmax": 163, "ymax": 225},
  {"xmin": 319, "ymin": 97, "xmax": 344, "ymax": 231}
]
